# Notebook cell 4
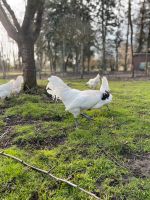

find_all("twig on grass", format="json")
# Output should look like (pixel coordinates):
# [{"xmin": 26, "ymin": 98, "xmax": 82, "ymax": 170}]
[
  {"xmin": 0, "ymin": 132, "xmax": 7, "ymax": 140},
  {"xmin": 101, "ymin": 149, "xmax": 131, "ymax": 170},
  {"xmin": 0, "ymin": 151, "xmax": 100, "ymax": 200},
  {"xmin": 0, "ymin": 127, "xmax": 11, "ymax": 140}
]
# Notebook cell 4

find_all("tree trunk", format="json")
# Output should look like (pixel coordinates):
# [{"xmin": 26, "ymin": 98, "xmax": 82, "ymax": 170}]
[
  {"xmin": 48, "ymin": 42, "xmax": 55, "ymax": 74},
  {"xmin": 75, "ymin": 49, "xmax": 79, "ymax": 74},
  {"xmin": 102, "ymin": 35, "xmax": 106, "ymax": 72},
  {"xmin": 64, "ymin": 54, "xmax": 69, "ymax": 73},
  {"xmin": 2, "ymin": 60, "xmax": 6, "ymax": 79},
  {"xmin": 115, "ymin": 45, "xmax": 119, "ymax": 71},
  {"xmin": 87, "ymin": 56, "xmax": 90, "ymax": 73},
  {"xmin": 20, "ymin": 40, "xmax": 37, "ymax": 90},
  {"xmin": 101, "ymin": 1, "xmax": 106, "ymax": 72},
  {"xmin": 80, "ymin": 43, "xmax": 84, "ymax": 79},
  {"xmin": 53, "ymin": 52, "xmax": 57, "ymax": 73},
  {"xmin": 61, "ymin": 40, "xmax": 65, "ymax": 74},
  {"xmin": 145, "ymin": 20, "xmax": 150, "ymax": 76},
  {"xmin": 125, "ymin": 22, "xmax": 129, "ymax": 71},
  {"xmin": 49, "ymin": 54, "xmax": 53, "ymax": 73},
  {"xmin": 128, "ymin": 0, "xmax": 134, "ymax": 78},
  {"xmin": 38, "ymin": 53, "xmax": 43, "ymax": 80},
  {"xmin": 136, "ymin": 0, "xmax": 145, "ymax": 53},
  {"xmin": 125, "ymin": 0, "xmax": 130, "ymax": 72}
]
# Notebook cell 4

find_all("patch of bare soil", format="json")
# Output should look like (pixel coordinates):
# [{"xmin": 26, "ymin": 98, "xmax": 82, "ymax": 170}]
[
  {"xmin": 0, "ymin": 109, "xmax": 5, "ymax": 115},
  {"xmin": 0, "ymin": 119, "xmax": 70, "ymax": 149},
  {"xmin": 0, "ymin": 127, "xmax": 14, "ymax": 148},
  {"xmin": 4, "ymin": 116, "xmax": 37, "ymax": 126},
  {"xmin": 127, "ymin": 153, "xmax": 150, "ymax": 178},
  {"xmin": 119, "ymin": 143, "xmax": 136, "ymax": 159},
  {"xmin": 0, "ymin": 177, "xmax": 17, "ymax": 194},
  {"xmin": 29, "ymin": 191, "xmax": 39, "ymax": 200},
  {"xmin": 0, "ymin": 126, "xmax": 67, "ymax": 150},
  {"xmin": 0, "ymin": 116, "xmax": 38, "ymax": 148},
  {"xmin": 4, "ymin": 113, "xmax": 64, "ymax": 127},
  {"xmin": 15, "ymin": 134, "xmax": 67, "ymax": 150}
]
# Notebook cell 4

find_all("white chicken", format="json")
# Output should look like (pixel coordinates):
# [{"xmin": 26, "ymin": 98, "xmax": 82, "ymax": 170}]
[
  {"xmin": 0, "ymin": 79, "xmax": 15, "ymax": 99},
  {"xmin": 46, "ymin": 81, "xmax": 60, "ymax": 101},
  {"xmin": 12, "ymin": 75, "xmax": 24, "ymax": 94},
  {"xmin": 0, "ymin": 75, "xmax": 24, "ymax": 99},
  {"xmin": 46, "ymin": 76, "xmax": 112, "ymax": 126},
  {"xmin": 86, "ymin": 74, "xmax": 100, "ymax": 89}
]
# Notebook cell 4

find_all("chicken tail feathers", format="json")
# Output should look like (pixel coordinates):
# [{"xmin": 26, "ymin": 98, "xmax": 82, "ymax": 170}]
[
  {"xmin": 46, "ymin": 76, "xmax": 70, "ymax": 100},
  {"xmin": 13, "ymin": 76, "xmax": 24, "ymax": 93},
  {"xmin": 100, "ymin": 76, "xmax": 110, "ymax": 93}
]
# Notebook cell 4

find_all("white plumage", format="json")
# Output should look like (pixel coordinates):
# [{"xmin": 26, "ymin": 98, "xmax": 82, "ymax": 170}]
[
  {"xmin": 46, "ymin": 76, "xmax": 112, "ymax": 121},
  {"xmin": 0, "ymin": 76, "xmax": 24, "ymax": 99},
  {"xmin": 12, "ymin": 75, "xmax": 24, "ymax": 94},
  {"xmin": 46, "ymin": 81, "xmax": 60, "ymax": 101},
  {"xmin": 86, "ymin": 74, "xmax": 100, "ymax": 89},
  {"xmin": 0, "ymin": 80, "xmax": 15, "ymax": 99},
  {"xmin": 99, "ymin": 76, "xmax": 110, "ymax": 93}
]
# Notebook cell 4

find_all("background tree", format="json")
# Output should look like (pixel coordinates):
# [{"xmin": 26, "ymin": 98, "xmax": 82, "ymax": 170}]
[
  {"xmin": 41, "ymin": 0, "xmax": 94, "ymax": 77},
  {"xmin": 135, "ymin": 0, "xmax": 150, "ymax": 53},
  {"xmin": 92, "ymin": 0, "xmax": 117, "ymax": 72},
  {"xmin": 124, "ymin": 1, "xmax": 130, "ymax": 72},
  {"xmin": 127, "ymin": 0, "xmax": 134, "ymax": 77},
  {"xmin": 0, "ymin": 42, "xmax": 6, "ymax": 79},
  {"xmin": 0, "ymin": 0, "xmax": 45, "ymax": 90},
  {"xmin": 114, "ymin": 30, "xmax": 123, "ymax": 71}
]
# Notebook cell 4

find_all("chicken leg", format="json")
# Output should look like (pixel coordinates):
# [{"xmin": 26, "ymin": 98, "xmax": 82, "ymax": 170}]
[
  {"xmin": 75, "ymin": 118, "xmax": 79, "ymax": 128},
  {"xmin": 81, "ymin": 113, "xmax": 93, "ymax": 120},
  {"xmin": 106, "ymin": 105, "xmax": 110, "ymax": 111}
]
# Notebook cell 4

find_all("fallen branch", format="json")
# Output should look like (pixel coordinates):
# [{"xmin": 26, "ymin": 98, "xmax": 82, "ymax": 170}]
[
  {"xmin": 0, "ymin": 151, "xmax": 100, "ymax": 200},
  {"xmin": 0, "ymin": 127, "xmax": 11, "ymax": 140},
  {"xmin": 0, "ymin": 132, "xmax": 7, "ymax": 140}
]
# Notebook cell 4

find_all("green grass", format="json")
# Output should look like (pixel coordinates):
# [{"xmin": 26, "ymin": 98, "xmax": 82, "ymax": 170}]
[{"xmin": 0, "ymin": 79, "xmax": 150, "ymax": 200}]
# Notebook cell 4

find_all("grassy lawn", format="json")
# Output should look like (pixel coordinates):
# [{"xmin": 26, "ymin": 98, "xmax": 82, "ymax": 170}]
[{"xmin": 0, "ymin": 79, "xmax": 150, "ymax": 200}]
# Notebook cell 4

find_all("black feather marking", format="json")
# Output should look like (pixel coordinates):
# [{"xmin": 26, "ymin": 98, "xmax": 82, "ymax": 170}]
[{"xmin": 101, "ymin": 91, "xmax": 110, "ymax": 100}]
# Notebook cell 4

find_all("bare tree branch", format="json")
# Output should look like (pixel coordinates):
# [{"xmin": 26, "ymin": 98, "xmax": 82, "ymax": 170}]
[
  {"xmin": 2, "ymin": 0, "xmax": 21, "ymax": 31},
  {"xmin": 0, "ymin": 2, "xmax": 18, "ymax": 41},
  {"xmin": 0, "ymin": 151, "xmax": 100, "ymax": 200},
  {"xmin": 33, "ymin": 1, "xmax": 45, "ymax": 42},
  {"xmin": 22, "ymin": 0, "xmax": 39, "ymax": 32}
]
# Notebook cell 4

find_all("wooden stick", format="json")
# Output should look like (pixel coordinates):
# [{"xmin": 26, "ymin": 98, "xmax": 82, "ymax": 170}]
[
  {"xmin": 0, "ymin": 132, "xmax": 7, "ymax": 139},
  {"xmin": 0, "ymin": 127, "xmax": 10, "ymax": 140},
  {"xmin": 0, "ymin": 151, "xmax": 100, "ymax": 200}
]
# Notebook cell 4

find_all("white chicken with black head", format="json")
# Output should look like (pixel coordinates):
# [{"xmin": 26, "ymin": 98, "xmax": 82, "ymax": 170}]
[{"xmin": 46, "ymin": 76, "xmax": 112, "ymax": 127}]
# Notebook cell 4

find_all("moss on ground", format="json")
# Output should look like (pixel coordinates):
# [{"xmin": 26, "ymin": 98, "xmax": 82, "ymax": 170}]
[{"xmin": 0, "ymin": 79, "xmax": 150, "ymax": 200}]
